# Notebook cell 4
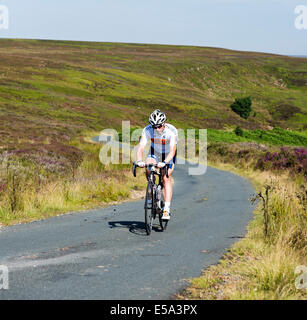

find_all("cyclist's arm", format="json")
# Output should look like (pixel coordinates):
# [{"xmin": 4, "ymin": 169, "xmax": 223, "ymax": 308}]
[{"xmin": 136, "ymin": 131, "xmax": 148, "ymax": 162}]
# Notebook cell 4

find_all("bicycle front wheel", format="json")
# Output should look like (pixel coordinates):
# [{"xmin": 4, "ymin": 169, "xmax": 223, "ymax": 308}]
[{"xmin": 144, "ymin": 182, "xmax": 154, "ymax": 235}]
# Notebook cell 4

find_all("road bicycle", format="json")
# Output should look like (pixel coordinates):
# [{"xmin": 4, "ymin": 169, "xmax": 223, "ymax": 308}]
[{"xmin": 133, "ymin": 162, "xmax": 170, "ymax": 235}]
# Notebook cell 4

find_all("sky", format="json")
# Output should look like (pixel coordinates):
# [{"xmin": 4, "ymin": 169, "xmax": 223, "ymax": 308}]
[{"xmin": 0, "ymin": 0, "xmax": 307, "ymax": 55}]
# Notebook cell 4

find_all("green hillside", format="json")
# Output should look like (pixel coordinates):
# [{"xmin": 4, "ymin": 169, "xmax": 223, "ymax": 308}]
[{"xmin": 0, "ymin": 39, "xmax": 307, "ymax": 155}]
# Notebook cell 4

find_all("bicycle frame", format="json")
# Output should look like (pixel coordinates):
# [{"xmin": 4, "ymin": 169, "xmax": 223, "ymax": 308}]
[{"xmin": 133, "ymin": 162, "xmax": 170, "ymax": 234}]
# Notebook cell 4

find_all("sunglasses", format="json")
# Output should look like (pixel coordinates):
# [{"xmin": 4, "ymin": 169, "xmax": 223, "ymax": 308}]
[{"xmin": 153, "ymin": 124, "xmax": 164, "ymax": 129}]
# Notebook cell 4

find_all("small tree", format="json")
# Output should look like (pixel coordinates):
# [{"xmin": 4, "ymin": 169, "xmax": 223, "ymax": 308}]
[
  {"xmin": 230, "ymin": 96, "xmax": 252, "ymax": 119},
  {"xmin": 234, "ymin": 126, "xmax": 243, "ymax": 136}
]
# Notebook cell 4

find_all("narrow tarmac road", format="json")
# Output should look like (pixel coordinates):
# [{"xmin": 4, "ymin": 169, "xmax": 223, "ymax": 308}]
[{"xmin": 0, "ymin": 162, "xmax": 255, "ymax": 300}]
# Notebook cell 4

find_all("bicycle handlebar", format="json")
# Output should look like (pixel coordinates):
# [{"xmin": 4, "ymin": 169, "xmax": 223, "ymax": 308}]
[{"xmin": 133, "ymin": 162, "xmax": 169, "ymax": 178}]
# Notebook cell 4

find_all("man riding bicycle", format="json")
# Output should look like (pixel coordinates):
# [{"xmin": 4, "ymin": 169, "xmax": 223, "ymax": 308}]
[{"xmin": 136, "ymin": 109, "xmax": 178, "ymax": 220}]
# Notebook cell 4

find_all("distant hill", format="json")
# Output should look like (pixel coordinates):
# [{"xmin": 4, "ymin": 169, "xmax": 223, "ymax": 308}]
[{"xmin": 0, "ymin": 39, "xmax": 306, "ymax": 151}]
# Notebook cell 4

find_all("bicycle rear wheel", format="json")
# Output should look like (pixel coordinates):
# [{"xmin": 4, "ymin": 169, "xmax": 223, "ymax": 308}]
[{"xmin": 144, "ymin": 182, "xmax": 154, "ymax": 235}]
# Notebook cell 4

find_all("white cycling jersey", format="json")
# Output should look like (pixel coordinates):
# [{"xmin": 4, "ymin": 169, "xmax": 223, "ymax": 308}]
[{"xmin": 140, "ymin": 123, "xmax": 178, "ymax": 154}]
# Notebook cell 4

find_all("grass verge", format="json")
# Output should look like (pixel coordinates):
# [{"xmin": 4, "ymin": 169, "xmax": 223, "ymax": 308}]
[{"xmin": 0, "ymin": 136, "xmax": 146, "ymax": 226}]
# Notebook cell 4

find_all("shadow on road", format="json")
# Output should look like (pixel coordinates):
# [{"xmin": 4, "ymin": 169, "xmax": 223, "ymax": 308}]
[{"xmin": 108, "ymin": 220, "xmax": 163, "ymax": 235}]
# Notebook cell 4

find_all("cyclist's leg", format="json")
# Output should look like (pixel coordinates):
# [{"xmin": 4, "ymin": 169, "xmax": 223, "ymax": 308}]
[
  {"xmin": 162, "ymin": 156, "xmax": 175, "ymax": 214},
  {"xmin": 145, "ymin": 153, "xmax": 160, "ymax": 205},
  {"xmin": 162, "ymin": 166, "xmax": 174, "ymax": 202},
  {"xmin": 146, "ymin": 154, "xmax": 158, "ymax": 165},
  {"xmin": 145, "ymin": 154, "xmax": 158, "ymax": 179}
]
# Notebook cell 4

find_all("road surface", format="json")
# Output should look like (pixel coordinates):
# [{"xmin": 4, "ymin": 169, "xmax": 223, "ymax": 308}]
[{"xmin": 0, "ymin": 162, "xmax": 255, "ymax": 299}]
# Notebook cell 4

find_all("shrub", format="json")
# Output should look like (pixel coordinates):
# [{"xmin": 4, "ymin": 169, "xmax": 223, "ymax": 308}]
[
  {"xmin": 255, "ymin": 147, "xmax": 307, "ymax": 176},
  {"xmin": 230, "ymin": 96, "xmax": 252, "ymax": 119},
  {"xmin": 234, "ymin": 126, "xmax": 244, "ymax": 136}
]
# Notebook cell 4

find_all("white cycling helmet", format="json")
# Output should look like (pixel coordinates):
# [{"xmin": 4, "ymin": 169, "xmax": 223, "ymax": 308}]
[{"xmin": 149, "ymin": 109, "xmax": 166, "ymax": 127}]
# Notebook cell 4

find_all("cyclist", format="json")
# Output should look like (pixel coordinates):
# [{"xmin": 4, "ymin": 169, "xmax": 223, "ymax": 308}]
[{"xmin": 136, "ymin": 109, "xmax": 178, "ymax": 220}]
